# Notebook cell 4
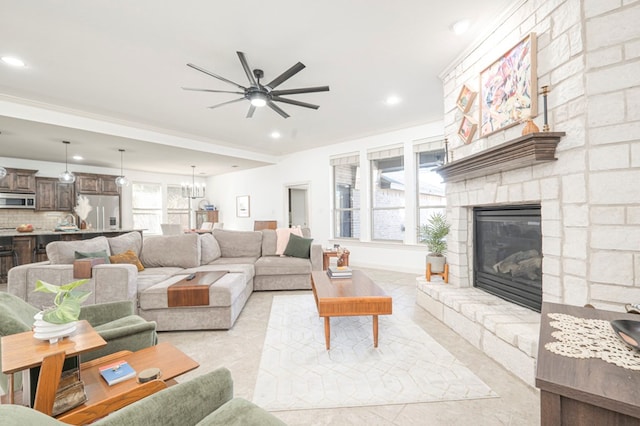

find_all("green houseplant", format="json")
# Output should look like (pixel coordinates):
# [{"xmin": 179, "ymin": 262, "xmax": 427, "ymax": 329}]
[
  {"xmin": 34, "ymin": 278, "xmax": 91, "ymax": 324},
  {"xmin": 419, "ymin": 212, "xmax": 451, "ymax": 273}
]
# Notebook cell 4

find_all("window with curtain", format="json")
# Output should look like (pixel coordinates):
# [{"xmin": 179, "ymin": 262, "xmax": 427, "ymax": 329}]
[
  {"xmin": 331, "ymin": 154, "xmax": 360, "ymax": 239},
  {"xmin": 369, "ymin": 147, "xmax": 404, "ymax": 241},
  {"xmin": 167, "ymin": 185, "xmax": 189, "ymax": 230},
  {"xmin": 416, "ymin": 146, "xmax": 446, "ymax": 240},
  {"xmin": 132, "ymin": 182, "xmax": 162, "ymax": 235}
]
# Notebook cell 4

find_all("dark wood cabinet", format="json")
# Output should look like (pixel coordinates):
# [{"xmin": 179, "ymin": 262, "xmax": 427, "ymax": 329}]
[
  {"xmin": 0, "ymin": 168, "xmax": 37, "ymax": 193},
  {"xmin": 12, "ymin": 236, "xmax": 33, "ymax": 267},
  {"xmin": 35, "ymin": 178, "xmax": 75, "ymax": 211},
  {"xmin": 537, "ymin": 303, "xmax": 640, "ymax": 424},
  {"xmin": 75, "ymin": 173, "xmax": 119, "ymax": 195}
]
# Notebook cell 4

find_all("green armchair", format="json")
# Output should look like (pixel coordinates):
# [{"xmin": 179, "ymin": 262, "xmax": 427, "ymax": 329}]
[
  {"xmin": 0, "ymin": 291, "xmax": 157, "ymax": 394},
  {"xmin": 0, "ymin": 367, "xmax": 285, "ymax": 426}
]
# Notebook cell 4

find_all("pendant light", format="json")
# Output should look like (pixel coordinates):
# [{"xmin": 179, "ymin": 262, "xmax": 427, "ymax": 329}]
[
  {"xmin": 58, "ymin": 141, "xmax": 76, "ymax": 183},
  {"xmin": 115, "ymin": 149, "xmax": 129, "ymax": 187},
  {"xmin": 181, "ymin": 165, "xmax": 205, "ymax": 199},
  {"xmin": 0, "ymin": 167, "xmax": 6, "ymax": 179}
]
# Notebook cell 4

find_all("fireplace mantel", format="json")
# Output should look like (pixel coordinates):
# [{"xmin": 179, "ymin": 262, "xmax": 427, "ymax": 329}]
[{"xmin": 436, "ymin": 132, "xmax": 566, "ymax": 182}]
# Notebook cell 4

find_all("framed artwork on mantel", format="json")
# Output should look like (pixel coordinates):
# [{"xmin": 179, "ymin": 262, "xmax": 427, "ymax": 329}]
[
  {"xmin": 236, "ymin": 195, "xmax": 250, "ymax": 218},
  {"xmin": 458, "ymin": 115, "xmax": 477, "ymax": 144},
  {"xmin": 456, "ymin": 84, "xmax": 476, "ymax": 113},
  {"xmin": 479, "ymin": 32, "xmax": 537, "ymax": 137}
]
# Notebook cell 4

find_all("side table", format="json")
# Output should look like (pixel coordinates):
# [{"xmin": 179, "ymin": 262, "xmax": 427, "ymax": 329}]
[{"xmin": 322, "ymin": 249, "xmax": 350, "ymax": 270}]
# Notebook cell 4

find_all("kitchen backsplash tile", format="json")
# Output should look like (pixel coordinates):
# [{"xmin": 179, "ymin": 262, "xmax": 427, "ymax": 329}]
[{"xmin": 0, "ymin": 210, "xmax": 68, "ymax": 230}]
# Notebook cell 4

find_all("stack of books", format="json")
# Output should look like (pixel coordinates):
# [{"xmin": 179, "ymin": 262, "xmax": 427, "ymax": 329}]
[
  {"xmin": 327, "ymin": 265, "xmax": 352, "ymax": 279},
  {"xmin": 99, "ymin": 360, "xmax": 137, "ymax": 386}
]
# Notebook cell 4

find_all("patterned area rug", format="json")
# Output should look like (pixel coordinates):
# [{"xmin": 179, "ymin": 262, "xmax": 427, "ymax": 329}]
[{"xmin": 253, "ymin": 294, "xmax": 497, "ymax": 411}]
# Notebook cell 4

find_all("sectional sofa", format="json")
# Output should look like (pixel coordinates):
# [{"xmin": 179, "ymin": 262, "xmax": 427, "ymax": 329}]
[{"xmin": 8, "ymin": 228, "xmax": 322, "ymax": 331}]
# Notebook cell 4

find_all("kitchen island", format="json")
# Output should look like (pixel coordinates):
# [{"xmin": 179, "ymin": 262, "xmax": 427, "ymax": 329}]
[{"xmin": 0, "ymin": 229, "xmax": 143, "ymax": 283}]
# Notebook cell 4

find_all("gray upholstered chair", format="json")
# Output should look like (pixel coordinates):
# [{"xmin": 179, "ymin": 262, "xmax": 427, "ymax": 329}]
[
  {"xmin": 0, "ymin": 368, "xmax": 286, "ymax": 426},
  {"xmin": 0, "ymin": 291, "xmax": 157, "ymax": 395}
]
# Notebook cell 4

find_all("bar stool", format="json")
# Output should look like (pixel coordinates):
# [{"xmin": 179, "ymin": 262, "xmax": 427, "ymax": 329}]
[
  {"xmin": 0, "ymin": 236, "xmax": 18, "ymax": 282},
  {"xmin": 32, "ymin": 234, "xmax": 61, "ymax": 263}
]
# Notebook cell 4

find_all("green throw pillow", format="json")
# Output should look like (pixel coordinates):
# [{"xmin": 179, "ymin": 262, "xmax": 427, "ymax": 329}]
[
  {"xmin": 283, "ymin": 233, "xmax": 313, "ymax": 259},
  {"xmin": 74, "ymin": 250, "xmax": 111, "ymax": 264}
]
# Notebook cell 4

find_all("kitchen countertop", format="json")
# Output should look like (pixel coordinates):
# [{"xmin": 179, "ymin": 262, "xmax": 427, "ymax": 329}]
[{"xmin": 0, "ymin": 228, "xmax": 143, "ymax": 237}]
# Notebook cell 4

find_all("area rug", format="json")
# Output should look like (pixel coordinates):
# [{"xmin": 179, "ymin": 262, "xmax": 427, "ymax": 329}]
[{"xmin": 253, "ymin": 294, "xmax": 497, "ymax": 411}]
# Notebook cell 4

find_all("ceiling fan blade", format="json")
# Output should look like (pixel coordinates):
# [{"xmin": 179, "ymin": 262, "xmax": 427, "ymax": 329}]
[
  {"xmin": 187, "ymin": 63, "xmax": 247, "ymax": 90},
  {"xmin": 267, "ymin": 101, "xmax": 290, "ymax": 118},
  {"xmin": 182, "ymin": 87, "xmax": 245, "ymax": 95},
  {"xmin": 246, "ymin": 105, "xmax": 256, "ymax": 118},
  {"xmin": 272, "ymin": 96, "xmax": 320, "ymax": 110},
  {"xmin": 271, "ymin": 86, "xmax": 330, "ymax": 96},
  {"xmin": 207, "ymin": 97, "xmax": 246, "ymax": 110},
  {"xmin": 236, "ymin": 52, "xmax": 257, "ymax": 86},
  {"xmin": 266, "ymin": 62, "xmax": 306, "ymax": 89}
]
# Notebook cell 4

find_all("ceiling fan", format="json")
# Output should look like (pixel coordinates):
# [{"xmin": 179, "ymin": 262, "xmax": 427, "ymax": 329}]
[{"xmin": 183, "ymin": 51, "xmax": 330, "ymax": 118}]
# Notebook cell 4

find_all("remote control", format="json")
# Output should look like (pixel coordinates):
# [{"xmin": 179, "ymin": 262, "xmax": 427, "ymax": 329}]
[{"xmin": 185, "ymin": 273, "xmax": 196, "ymax": 281}]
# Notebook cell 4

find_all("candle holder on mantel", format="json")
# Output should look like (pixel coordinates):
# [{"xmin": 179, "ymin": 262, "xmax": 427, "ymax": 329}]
[{"xmin": 541, "ymin": 85, "xmax": 550, "ymax": 132}]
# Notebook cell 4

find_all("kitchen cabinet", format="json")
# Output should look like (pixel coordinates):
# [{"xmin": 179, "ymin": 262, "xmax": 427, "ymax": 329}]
[
  {"xmin": 75, "ymin": 173, "xmax": 120, "ymax": 195},
  {"xmin": 0, "ymin": 168, "xmax": 37, "ymax": 193},
  {"xmin": 12, "ymin": 236, "xmax": 33, "ymax": 266},
  {"xmin": 35, "ymin": 178, "xmax": 75, "ymax": 212}
]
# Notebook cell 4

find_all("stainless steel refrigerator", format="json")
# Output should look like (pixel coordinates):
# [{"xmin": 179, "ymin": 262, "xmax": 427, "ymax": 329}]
[{"xmin": 82, "ymin": 194, "xmax": 120, "ymax": 230}]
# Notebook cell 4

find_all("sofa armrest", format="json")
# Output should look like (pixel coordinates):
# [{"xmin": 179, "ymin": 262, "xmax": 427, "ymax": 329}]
[
  {"xmin": 310, "ymin": 244, "xmax": 322, "ymax": 271},
  {"xmin": 7, "ymin": 261, "xmax": 51, "ymax": 301},
  {"xmin": 92, "ymin": 263, "xmax": 138, "ymax": 304},
  {"xmin": 79, "ymin": 301, "xmax": 135, "ymax": 325},
  {"xmin": 93, "ymin": 367, "xmax": 234, "ymax": 426}
]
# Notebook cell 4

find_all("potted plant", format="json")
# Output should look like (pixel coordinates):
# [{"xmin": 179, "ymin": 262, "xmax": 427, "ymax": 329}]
[
  {"xmin": 419, "ymin": 212, "xmax": 451, "ymax": 274},
  {"xmin": 33, "ymin": 279, "xmax": 91, "ymax": 343}
]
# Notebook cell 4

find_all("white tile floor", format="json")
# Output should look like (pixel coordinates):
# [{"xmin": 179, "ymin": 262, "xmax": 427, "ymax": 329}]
[{"xmin": 160, "ymin": 268, "xmax": 541, "ymax": 425}]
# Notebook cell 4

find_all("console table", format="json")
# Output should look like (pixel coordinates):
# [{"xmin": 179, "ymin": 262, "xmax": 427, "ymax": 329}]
[{"xmin": 536, "ymin": 302, "xmax": 640, "ymax": 424}]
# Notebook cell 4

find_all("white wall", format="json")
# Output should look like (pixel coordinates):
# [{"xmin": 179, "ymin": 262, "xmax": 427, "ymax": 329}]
[{"xmin": 208, "ymin": 121, "xmax": 444, "ymax": 274}]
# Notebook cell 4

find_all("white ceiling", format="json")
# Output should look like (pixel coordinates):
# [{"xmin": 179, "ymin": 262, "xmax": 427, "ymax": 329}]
[{"xmin": 0, "ymin": 1, "xmax": 514, "ymax": 176}]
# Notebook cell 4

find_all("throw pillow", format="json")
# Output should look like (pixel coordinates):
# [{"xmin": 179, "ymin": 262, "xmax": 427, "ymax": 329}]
[
  {"xmin": 283, "ymin": 233, "xmax": 313, "ymax": 259},
  {"xmin": 200, "ymin": 233, "xmax": 221, "ymax": 264},
  {"xmin": 109, "ymin": 249, "xmax": 144, "ymax": 271},
  {"xmin": 74, "ymin": 250, "xmax": 111, "ymax": 264},
  {"xmin": 275, "ymin": 227, "xmax": 303, "ymax": 255}
]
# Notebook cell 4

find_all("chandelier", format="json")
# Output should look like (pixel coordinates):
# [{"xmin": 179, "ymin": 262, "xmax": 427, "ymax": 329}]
[{"xmin": 182, "ymin": 165, "xmax": 205, "ymax": 199}]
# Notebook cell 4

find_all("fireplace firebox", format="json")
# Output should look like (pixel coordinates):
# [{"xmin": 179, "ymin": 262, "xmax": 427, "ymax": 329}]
[{"xmin": 473, "ymin": 205, "xmax": 542, "ymax": 312}]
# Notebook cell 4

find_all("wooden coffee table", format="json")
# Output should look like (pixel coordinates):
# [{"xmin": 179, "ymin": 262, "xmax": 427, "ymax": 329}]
[{"xmin": 311, "ymin": 270, "xmax": 392, "ymax": 349}]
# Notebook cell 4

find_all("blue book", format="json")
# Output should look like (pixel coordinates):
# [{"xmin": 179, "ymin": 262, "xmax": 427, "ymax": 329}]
[{"xmin": 99, "ymin": 361, "xmax": 136, "ymax": 386}]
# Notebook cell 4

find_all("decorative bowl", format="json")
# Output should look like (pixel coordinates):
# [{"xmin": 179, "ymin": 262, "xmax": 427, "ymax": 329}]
[{"xmin": 611, "ymin": 319, "xmax": 640, "ymax": 350}]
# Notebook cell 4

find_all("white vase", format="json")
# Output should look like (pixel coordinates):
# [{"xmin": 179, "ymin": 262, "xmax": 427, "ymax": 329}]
[{"xmin": 33, "ymin": 312, "xmax": 77, "ymax": 344}]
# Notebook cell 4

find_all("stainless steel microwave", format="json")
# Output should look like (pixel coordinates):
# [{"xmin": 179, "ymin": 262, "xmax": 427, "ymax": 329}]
[{"xmin": 0, "ymin": 193, "xmax": 36, "ymax": 209}]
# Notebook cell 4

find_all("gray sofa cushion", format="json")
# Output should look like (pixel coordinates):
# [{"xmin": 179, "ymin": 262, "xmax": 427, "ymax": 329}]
[
  {"xmin": 108, "ymin": 231, "xmax": 143, "ymax": 256},
  {"xmin": 140, "ymin": 233, "xmax": 200, "ymax": 268},
  {"xmin": 200, "ymin": 233, "xmax": 221, "ymax": 264},
  {"xmin": 261, "ymin": 229, "xmax": 277, "ymax": 256},
  {"xmin": 254, "ymin": 256, "xmax": 312, "ymax": 276},
  {"xmin": 213, "ymin": 229, "xmax": 262, "ymax": 258},
  {"xmin": 46, "ymin": 236, "xmax": 111, "ymax": 264}
]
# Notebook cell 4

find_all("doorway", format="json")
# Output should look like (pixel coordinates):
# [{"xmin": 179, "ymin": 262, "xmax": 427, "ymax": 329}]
[{"xmin": 285, "ymin": 183, "xmax": 309, "ymax": 228}]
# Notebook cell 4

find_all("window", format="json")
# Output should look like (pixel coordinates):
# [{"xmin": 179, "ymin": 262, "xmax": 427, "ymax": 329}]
[
  {"xmin": 167, "ymin": 185, "xmax": 189, "ymax": 230},
  {"xmin": 369, "ymin": 147, "xmax": 404, "ymax": 241},
  {"xmin": 132, "ymin": 182, "xmax": 162, "ymax": 235},
  {"xmin": 331, "ymin": 154, "xmax": 360, "ymax": 238},
  {"xmin": 416, "ymin": 148, "xmax": 446, "ymax": 238}
]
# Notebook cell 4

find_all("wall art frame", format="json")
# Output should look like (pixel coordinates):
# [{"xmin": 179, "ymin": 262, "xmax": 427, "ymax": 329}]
[
  {"xmin": 458, "ymin": 115, "xmax": 477, "ymax": 144},
  {"xmin": 456, "ymin": 84, "xmax": 476, "ymax": 113},
  {"xmin": 479, "ymin": 32, "xmax": 537, "ymax": 137},
  {"xmin": 236, "ymin": 195, "xmax": 250, "ymax": 218}
]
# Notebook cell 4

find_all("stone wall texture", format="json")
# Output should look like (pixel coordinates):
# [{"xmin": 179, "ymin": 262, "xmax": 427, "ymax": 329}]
[{"xmin": 441, "ymin": 0, "xmax": 640, "ymax": 311}]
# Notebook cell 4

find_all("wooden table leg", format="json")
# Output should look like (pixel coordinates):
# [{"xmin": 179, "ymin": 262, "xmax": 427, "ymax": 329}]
[
  {"xmin": 373, "ymin": 315, "xmax": 379, "ymax": 348},
  {"xmin": 8, "ymin": 372, "xmax": 14, "ymax": 404},
  {"xmin": 324, "ymin": 317, "xmax": 331, "ymax": 350}
]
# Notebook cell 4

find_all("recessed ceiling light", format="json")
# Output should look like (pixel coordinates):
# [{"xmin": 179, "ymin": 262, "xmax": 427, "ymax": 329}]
[
  {"xmin": 270, "ymin": 131, "xmax": 281, "ymax": 139},
  {"xmin": 452, "ymin": 19, "xmax": 470, "ymax": 35},
  {"xmin": 72, "ymin": 155, "xmax": 83, "ymax": 161},
  {"xmin": 385, "ymin": 96, "xmax": 401, "ymax": 106},
  {"xmin": 1, "ymin": 56, "xmax": 25, "ymax": 67}
]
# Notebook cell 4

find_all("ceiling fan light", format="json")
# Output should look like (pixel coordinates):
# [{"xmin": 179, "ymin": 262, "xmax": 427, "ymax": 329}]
[{"xmin": 250, "ymin": 93, "xmax": 268, "ymax": 107}]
